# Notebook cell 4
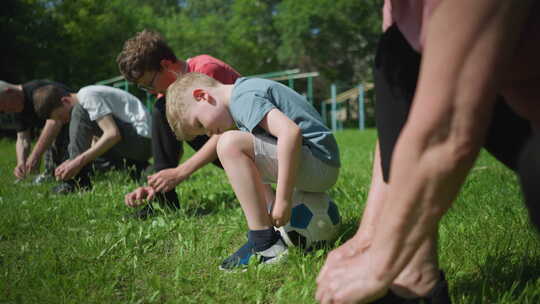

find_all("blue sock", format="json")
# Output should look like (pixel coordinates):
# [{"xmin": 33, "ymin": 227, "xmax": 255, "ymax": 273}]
[{"xmin": 249, "ymin": 228, "xmax": 280, "ymax": 251}]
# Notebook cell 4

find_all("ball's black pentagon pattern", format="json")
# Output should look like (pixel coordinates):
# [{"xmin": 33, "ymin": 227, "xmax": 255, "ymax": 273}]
[
  {"xmin": 290, "ymin": 203, "xmax": 313, "ymax": 229},
  {"xmin": 286, "ymin": 230, "xmax": 308, "ymax": 249},
  {"xmin": 327, "ymin": 200, "xmax": 340, "ymax": 225}
]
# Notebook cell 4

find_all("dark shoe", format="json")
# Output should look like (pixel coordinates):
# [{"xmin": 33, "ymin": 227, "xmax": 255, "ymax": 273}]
[
  {"xmin": 219, "ymin": 237, "xmax": 288, "ymax": 271},
  {"xmin": 130, "ymin": 204, "xmax": 156, "ymax": 220},
  {"xmin": 219, "ymin": 239, "xmax": 256, "ymax": 270},
  {"xmin": 128, "ymin": 198, "xmax": 181, "ymax": 221},
  {"xmin": 52, "ymin": 179, "xmax": 92, "ymax": 194},
  {"xmin": 372, "ymin": 272, "xmax": 451, "ymax": 304}
]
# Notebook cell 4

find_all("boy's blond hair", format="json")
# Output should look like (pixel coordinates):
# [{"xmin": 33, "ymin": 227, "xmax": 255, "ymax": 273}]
[{"xmin": 166, "ymin": 72, "xmax": 220, "ymax": 141}]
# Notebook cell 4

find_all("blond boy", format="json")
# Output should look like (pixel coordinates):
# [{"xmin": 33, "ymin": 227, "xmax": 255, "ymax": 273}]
[{"xmin": 166, "ymin": 73, "xmax": 340, "ymax": 270}]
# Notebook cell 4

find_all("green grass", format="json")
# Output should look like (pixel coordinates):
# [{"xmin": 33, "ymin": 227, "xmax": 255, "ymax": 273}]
[{"xmin": 1, "ymin": 129, "xmax": 539, "ymax": 303}]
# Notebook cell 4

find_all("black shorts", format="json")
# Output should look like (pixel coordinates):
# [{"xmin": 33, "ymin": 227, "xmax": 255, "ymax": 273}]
[{"xmin": 374, "ymin": 25, "xmax": 532, "ymax": 182}]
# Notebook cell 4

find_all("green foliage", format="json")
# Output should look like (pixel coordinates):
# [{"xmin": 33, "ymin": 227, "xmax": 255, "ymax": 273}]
[
  {"xmin": 4, "ymin": 0, "xmax": 382, "ymax": 93},
  {"xmin": 159, "ymin": 0, "xmax": 281, "ymax": 75},
  {"xmin": 275, "ymin": 0, "xmax": 381, "ymax": 85},
  {"xmin": 1, "ymin": 131, "xmax": 540, "ymax": 303},
  {"xmin": 49, "ymin": 0, "xmax": 157, "ymax": 87},
  {"xmin": 1, "ymin": 0, "xmax": 63, "ymax": 82}
]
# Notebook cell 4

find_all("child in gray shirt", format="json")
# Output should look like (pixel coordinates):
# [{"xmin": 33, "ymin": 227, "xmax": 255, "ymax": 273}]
[{"xmin": 166, "ymin": 72, "xmax": 340, "ymax": 270}]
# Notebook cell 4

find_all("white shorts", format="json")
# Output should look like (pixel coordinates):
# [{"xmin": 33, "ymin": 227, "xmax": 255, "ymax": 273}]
[{"xmin": 253, "ymin": 134, "xmax": 339, "ymax": 192}]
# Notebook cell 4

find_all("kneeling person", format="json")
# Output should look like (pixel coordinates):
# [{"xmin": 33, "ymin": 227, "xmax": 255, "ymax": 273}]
[
  {"xmin": 166, "ymin": 73, "xmax": 341, "ymax": 270},
  {"xmin": 35, "ymin": 85, "xmax": 152, "ymax": 193}
]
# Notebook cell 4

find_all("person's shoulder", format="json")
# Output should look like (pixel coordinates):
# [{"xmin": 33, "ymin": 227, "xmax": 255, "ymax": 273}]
[
  {"xmin": 190, "ymin": 54, "xmax": 220, "ymax": 64},
  {"xmin": 80, "ymin": 85, "xmax": 129, "ymax": 96},
  {"xmin": 77, "ymin": 85, "xmax": 110, "ymax": 102},
  {"xmin": 190, "ymin": 55, "xmax": 233, "ymax": 70},
  {"xmin": 236, "ymin": 77, "xmax": 273, "ymax": 88},
  {"xmin": 78, "ymin": 85, "xmax": 101, "ymax": 95},
  {"xmin": 233, "ymin": 77, "xmax": 268, "ymax": 95}
]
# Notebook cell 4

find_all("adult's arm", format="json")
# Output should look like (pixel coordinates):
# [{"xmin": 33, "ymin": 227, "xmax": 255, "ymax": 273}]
[
  {"xmin": 76, "ymin": 114, "xmax": 121, "ymax": 166},
  {"xmin": 25, "ymin": 119, "xmax": 64, "ymax": 172},
  {"xmin": 55, "ymin": 114, "xmax": 121, "ymax": 180},
  {"xmin": 14, "ymin": 130, "xmax": 31, "ymax": 178}
]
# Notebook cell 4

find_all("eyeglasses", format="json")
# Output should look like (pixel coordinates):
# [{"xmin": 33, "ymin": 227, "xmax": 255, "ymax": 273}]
[{"xmin": 137, "ymin": 71, "xmax": 158, "ymax": 92}]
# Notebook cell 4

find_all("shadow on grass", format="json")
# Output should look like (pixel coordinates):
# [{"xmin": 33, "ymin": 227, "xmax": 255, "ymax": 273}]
[
  {"xmin": 180, "ymin": 191, "xmax": 238, "ymax": 217},
  {"xmin": 336, "ymin": 218, "xmax": 359, "ymax": 244},
  {"xmin": 307, "ymin": 218, "xmax": 359, "ymax": 253},
  {"xmin": 452, "ymin": 253, "xmax": 540, "ymax": 303}
]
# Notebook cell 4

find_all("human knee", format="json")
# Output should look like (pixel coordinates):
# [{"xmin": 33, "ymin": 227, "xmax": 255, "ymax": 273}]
[{"xmin": 216, "ymin": 131, "xmax": 251, "ymax": 160}]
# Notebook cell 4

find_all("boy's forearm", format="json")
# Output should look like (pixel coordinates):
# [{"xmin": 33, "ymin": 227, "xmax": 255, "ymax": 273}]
[
  {"xmin": 27, "ymin": 120, "xmax": 63, "ymax": 163},
  {"xmin": 178, "ymin": 135, "xmax": 219, "ymax": 176},
  {"xmin": 275, "ymin": 128, "xmax": 302, "ymax": 205}
]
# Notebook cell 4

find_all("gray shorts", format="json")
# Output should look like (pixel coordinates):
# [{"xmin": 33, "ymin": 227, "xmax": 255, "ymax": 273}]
[{"xmin": 253, "ymin": 134, "xmax": 339, "ymax": 192}]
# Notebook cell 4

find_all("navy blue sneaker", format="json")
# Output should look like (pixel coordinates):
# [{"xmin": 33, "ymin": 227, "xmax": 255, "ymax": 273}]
[{"xmin": 219, "ymin": 238, "xmax": 288, "ymax": 271}]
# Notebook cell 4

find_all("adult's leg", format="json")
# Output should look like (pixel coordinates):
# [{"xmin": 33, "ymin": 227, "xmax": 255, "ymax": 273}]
[
  {"xmin": 375, "ymin": 25, "xmax": 421, "ymax": 182},
  {"xmin": 152, "ymin": 97, "xmax": 182, "ymax": 207},
  {"xmin": 373, "ymin": 25, "xmax": 444, "ymax": 299},
  {"xmin": 518, "ymin": 134, "xmax": 540, "ymax": 232},
  {"xmin": 43, "ymin": 123, "xmax": 70, "ymax": 176},
  {"xmin": 65, "ymin": 103, "xmax": 101, "ymax": 186},
  {"xmin": 105, "ymin": 117, "xmax": 152, "ymax": 180},
  {"xmin": 484, "ymin": 100, "xmax": 531, "ymax": 171}
]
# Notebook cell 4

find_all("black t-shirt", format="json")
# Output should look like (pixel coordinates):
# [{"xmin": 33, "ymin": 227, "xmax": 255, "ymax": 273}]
[{"xmin": 14, "ymin": 80, "xmax": 72, "ymax": 132}]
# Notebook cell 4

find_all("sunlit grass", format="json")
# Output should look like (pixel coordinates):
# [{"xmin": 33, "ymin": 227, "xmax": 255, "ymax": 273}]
[{"xmin": 0, "ymin": 130, "xmax": 539, "ymax": 303}]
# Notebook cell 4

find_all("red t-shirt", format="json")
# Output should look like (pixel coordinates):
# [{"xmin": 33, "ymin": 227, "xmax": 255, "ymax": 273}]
[
  {"xmin": 187, "ymin": 55, "xmax": 241, "ymax": 84},
  {"xmin": 155, "ymin": 55, "xmax": 240, "ymax": 99}
]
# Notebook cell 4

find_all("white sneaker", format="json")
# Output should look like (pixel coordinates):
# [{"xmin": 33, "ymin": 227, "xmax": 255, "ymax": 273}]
[{"xmin": 33, "ymin": 173, "xmax": 52, "ymax": 185}]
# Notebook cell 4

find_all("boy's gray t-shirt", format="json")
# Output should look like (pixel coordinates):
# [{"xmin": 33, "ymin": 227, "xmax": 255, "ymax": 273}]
[{"xmin": 230, "ymin": 77, "xmax": 340, "ymax": 168}]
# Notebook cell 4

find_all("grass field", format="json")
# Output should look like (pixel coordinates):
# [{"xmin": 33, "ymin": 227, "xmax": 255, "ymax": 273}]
[{"xmin": 1, "ymin": 129, "xmax": 539, "ymax": 303}]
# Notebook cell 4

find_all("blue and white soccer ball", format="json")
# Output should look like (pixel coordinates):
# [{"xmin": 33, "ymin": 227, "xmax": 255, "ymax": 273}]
[{"xmin": 278, "ymin": 190, "xmax": 341, "ymax": 250}]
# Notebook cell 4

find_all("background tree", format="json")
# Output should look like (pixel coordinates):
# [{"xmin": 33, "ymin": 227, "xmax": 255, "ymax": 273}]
[{"xmin": 3, "ymin": 0, "xmax": 382, "ymax": 97}]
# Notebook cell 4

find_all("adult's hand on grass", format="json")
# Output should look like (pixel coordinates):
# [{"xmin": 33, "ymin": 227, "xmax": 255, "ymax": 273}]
[
  {"xmin": 13, "ymin": 163, "xmax": 27, "ymax": 179},
  {"xmin": 55, "ymin": 158, "xmax": 83, "ymax": 180},
  {"xmin": 25, "ymin": 157, "xmax": 39, "ymax": 175},
  {"xmin": 124, "ymin": 186, "xmax": 156, "ymax": 208},
  {"xmin": 147, "ymin": 167, "xmax": 186, "ymax": 193}
]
